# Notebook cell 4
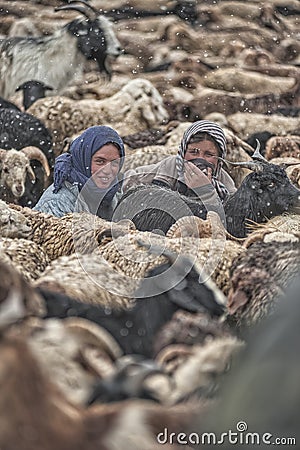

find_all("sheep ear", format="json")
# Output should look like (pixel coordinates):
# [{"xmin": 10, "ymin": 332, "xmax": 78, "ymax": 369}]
[
  {"xmin": 26, "ymin": 165, "xmax": 36, "ymax": 182},
  {"xmin": 0, "ymin": 150, "xmax": 6, "ymax": 169}
]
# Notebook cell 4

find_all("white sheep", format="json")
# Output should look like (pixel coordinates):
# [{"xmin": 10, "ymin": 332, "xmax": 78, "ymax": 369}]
[
  {"xmin": 28, "ymin": 78, "xmax": 169, "ymax": 154},
  {"xmin": 227, "ymin": 113, "xmax": 300, "ymax": 140},
  {"xmin": 0, "ymin": 147, "xmax": 50, "ymax": 204}
]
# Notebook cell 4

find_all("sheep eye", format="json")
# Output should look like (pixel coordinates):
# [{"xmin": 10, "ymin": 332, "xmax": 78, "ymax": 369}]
[
  {"xmin": 268, "ymin": 182, "xmax": 275, "ymax": 188},
  {"xmin": 3, "ymin": 168, "xmax": 9, "ymax": 174}
]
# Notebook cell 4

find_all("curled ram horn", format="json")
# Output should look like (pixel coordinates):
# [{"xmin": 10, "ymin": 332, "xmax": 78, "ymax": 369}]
[
  {"xmin": 21, "ymin": 146, "xmax": 51, "ymax": 177},
  {"xmin": 63, "ymin": 317, "xmax": 123, "ymax": 360}
]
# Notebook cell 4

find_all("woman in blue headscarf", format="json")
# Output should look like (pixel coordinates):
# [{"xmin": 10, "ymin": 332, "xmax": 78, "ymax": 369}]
[{"xmin": 34, "ymin": 125, "xmax": 125, "ymax": 219}]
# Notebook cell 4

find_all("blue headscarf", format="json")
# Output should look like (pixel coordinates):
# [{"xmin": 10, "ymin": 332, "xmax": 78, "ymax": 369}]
[{"xmin": 53, "ymin": 126, "xmax": 125, "ymax": 204}]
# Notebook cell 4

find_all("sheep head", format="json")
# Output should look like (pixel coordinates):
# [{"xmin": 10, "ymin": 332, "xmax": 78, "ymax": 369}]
[
  {"xmin": 121, "ymin": 79, "xmax": 169, "ymax": 127},
  {"xmin": 0, "ymin": 149, "xmax": 33, "ymax": 199},
  {"xmin": 0, "ymin": 147, "xmax": 50, "ymax": 200}
]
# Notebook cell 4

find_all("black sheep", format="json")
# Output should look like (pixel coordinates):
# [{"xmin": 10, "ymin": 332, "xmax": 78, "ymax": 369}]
[
  {"xmin": 114, "ymin": 183, "xmax": 224, "ymax": 234},
  {"xmin": 15, "ymin": 80, "xmax": 53, "ymax": 111}
]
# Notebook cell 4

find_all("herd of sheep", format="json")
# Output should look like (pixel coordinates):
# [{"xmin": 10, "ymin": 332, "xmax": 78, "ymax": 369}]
[{"xmin": 0, "ymin": 0, "xmax": 299, "ymax": 448}]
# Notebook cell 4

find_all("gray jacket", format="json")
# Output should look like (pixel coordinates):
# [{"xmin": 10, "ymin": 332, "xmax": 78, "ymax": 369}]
[{"xmin": 33, "ymin": 181, "xmax": 120, "ymax": 219}]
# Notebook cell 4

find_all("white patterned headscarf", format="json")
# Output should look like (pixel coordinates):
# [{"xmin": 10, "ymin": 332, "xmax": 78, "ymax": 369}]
[{"xmin": 176, "ymin": 120, "xmax": 229, "ymax": 201}]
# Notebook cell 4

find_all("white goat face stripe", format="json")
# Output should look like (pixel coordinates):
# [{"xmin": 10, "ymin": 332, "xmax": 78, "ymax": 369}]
[{"xmin": 98, "ymin": 16, "xmax": 121, "ymax": 56}]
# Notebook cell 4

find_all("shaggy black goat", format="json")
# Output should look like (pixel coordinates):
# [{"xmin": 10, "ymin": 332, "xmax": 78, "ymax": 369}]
[
  {"xmin": 40, "ymin": 246, "xmax": 225, "ymax": 358},
  {"xmin": 223, "ymin": 154, "xmax": 300, "ymax": 238},
  {"xmin": 0, "ymin": 1, "xmax": 122, "ymax": 99},
  {"xmin": 16, "ymin": 80, "xmax": 53, "ymax": 111},
  {"xmin": 114, "ymin": 183, "xmax": 224, "ymax": 234},
  {"xmin": 0, "ymin": 108, "xmax": 53, "ymax": 207}
]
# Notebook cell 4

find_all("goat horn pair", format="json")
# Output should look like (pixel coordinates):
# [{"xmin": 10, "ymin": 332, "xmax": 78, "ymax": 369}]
[
  {"xmin": 21, "ymin": 147, "xmax": 51, "ymax": 177},
  {"xmin": 55, "ymin": 1, "xmax": 98, "ymax": 21}
]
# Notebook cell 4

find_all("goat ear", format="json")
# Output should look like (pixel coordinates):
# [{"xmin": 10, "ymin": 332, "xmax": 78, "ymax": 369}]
[{"xmin": 26, "ymin": 165, "xmax": 36, "ymax": 182}]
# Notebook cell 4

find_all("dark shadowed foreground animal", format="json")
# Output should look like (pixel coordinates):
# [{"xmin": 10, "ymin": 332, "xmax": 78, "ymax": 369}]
[
  {"xmin": 0, "ymin": 97, "xmax": 21, "ymax": 111},
  {"xmin": 0, "ymin": 335, "xmax": 203, "ymax": 450},
  {"xmin": 87, "ymin": 355, "xmax": 165, "ymax": 405},
  {"xmin": 40, "ymin": 246, "xmax": 225, "ymax": 358},
  {"xmin": 223, "ymin": 147, "xmax": 300, "ymax": 237},
  {"xmin": 194, "ymin": 275, "xmax": 300, "ymax": 449}
]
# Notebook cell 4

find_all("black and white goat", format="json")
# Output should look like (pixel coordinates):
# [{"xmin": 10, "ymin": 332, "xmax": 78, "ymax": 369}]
[{"xmin": 0, "ymin": 1, "xmax": 122, "ymax": 99}]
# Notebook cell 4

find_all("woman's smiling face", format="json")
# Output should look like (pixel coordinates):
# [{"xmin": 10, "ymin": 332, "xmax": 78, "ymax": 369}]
[{"xmin": 91, "ymin": 144, "xmax": 120, "ymax": 189}]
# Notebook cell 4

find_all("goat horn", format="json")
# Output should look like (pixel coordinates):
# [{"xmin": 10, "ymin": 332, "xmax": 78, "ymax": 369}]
[
  {"xmin": 68, "ymin": 0, "xmax": 100, "ymax": 16},
  {"xmin": 252, "ymin": 139, "xmax": 268, "ymax": 163},
  {"xmin": 21, "ymin": 147, "xmax": 50, "ymax": 177},
  {"xmin": 218, "ymin": 157, "xmax": 265, "ymax": 172},
  {"xmin": 54, "ymin": 4, "xmax": 95, "ymax": 21}
]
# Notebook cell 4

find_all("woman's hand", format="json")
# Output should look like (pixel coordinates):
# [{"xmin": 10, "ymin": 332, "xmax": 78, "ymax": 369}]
[{"xmin": 184, "ymin": 161, "xmax": 212, "ymax": 188}]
